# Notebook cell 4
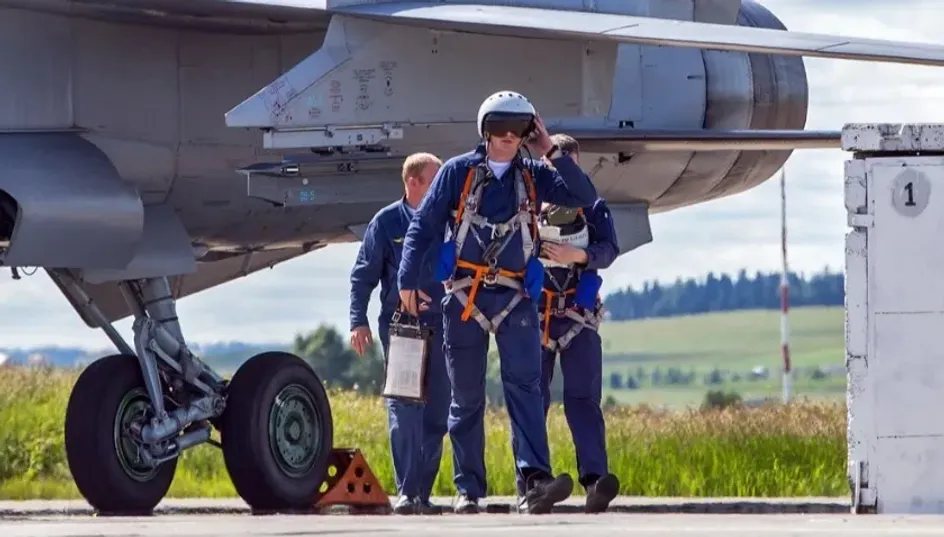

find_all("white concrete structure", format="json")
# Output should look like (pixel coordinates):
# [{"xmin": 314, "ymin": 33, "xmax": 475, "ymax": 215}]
[{"xmin": 844, "ymin": 123, "xmax": 944, "ymax": 514}]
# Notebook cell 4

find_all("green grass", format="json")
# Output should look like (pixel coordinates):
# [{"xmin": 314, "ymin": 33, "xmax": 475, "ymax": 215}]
[
  {"xmin": 0, "ymin": 365, "xmax": 849, "ymax": 501},
  {"xmin": 596, "ymin": 306, "xmax": 845, "ymax": 408}
]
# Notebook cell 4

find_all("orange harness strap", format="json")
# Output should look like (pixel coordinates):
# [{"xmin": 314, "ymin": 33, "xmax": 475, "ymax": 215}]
[
  {"xmin": 522, "ymin": 168, "xmax": 538, "ymax": 245},
  {"xmin": 541, "ymin": 288, "xmax": 575, "ymax": 347},
  {"xmin": 456, "ymin": 260, "xmax": 525, "ymax": 322},
  {"xmin": 454, "ymin": 167, "xmax": 477, "ymax": 223}
]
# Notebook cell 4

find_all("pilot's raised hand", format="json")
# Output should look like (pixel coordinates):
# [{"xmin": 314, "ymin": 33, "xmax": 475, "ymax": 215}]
[{"xmin": 526, "ymin": 113, "xmax": 554, "ymax": 156}]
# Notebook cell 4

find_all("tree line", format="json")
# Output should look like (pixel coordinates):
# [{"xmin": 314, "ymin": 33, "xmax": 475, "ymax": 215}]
[
  {"xmin": 601, "ymin": 268, "xmax": 844, "ymax": 321},
  {"xmin": 290, "ymin": 267, "xmax": 844, "ymax": 408}
]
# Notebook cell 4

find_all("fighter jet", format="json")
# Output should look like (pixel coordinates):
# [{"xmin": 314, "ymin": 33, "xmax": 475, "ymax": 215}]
[{"xmin": 2, "ymin": 0, "xmax": 940, "ymax": 516}]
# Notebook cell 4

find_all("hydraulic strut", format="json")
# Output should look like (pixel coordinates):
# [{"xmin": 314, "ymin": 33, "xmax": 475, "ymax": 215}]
[{"xmin": 119, "ymin": 278, "xmax": 227, "ymax": 452}]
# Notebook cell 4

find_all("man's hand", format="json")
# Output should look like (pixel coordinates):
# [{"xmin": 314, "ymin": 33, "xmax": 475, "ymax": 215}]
[
  {"xmin": 398, "ymin": 289, "xmax": 433, "ymax": 316},
  {"xmin": 541, "ymin": 242, "xmax": 588, "ymax": 265},
  {"xmin": 525, "ymin": 113, "xmax": 554, "ymax": 156},
  {"xmin": 350, "ymin": 326, "xmax": 373, "ymax": 357}
]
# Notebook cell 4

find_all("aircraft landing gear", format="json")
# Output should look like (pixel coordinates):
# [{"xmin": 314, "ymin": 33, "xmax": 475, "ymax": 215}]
[
  {"xmin": 64, "ymin": 353, "xmax": 179, "ymax": 514},
  {"xmin": 59, "ymin": 273, "xmax": 334, "ymax": 514},
  {"xmin": 219, "ymin": 351, "xmax": 332, "ymax": 510}
]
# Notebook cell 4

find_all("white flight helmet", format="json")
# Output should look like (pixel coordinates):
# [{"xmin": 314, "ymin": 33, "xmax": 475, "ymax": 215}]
[
  {"xmin": 476, "ymin": 90, "xmax": 536, "ymax": 139},
  {"xmin": 538, "ymin": 203, "xmax": 589, "ymax": 268}
]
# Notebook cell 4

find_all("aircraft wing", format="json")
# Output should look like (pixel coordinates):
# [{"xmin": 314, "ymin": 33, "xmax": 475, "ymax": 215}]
[
  {"xmin": 329, "ymin": 2, "xmax": 944, "ymax": 67},
  {"xmin": 554, "ymin": 127, "xmax": 841, "ymax": 152},
  {"xmin": 48, "ymin": 1, "xmax": 944, "ymax": 66}
]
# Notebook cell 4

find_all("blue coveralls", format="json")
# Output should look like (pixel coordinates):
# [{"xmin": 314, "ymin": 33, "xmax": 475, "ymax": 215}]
[
  {"xmin": 349, "ymin": 197, "xmax": 450, "ymax": 503},
  {"xmin": 524, "ymin": 198, "xmax": 619, "ymax": 495},
  {"xmin": 397, "ymin": 144, "xmax": 598, "ymax": 500}
]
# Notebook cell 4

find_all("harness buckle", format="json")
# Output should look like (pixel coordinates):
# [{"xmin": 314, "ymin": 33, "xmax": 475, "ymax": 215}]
[
  {"xmin": 483, "ymin": 269, "xmax": 499, "ymax": 285},
  {"xmin": 482, "ymin": 241, "xmax": 502, "ymax": 264},
  {"xmin": 555, "ymin": 295, "xmax": 568, "ymax": 315}
]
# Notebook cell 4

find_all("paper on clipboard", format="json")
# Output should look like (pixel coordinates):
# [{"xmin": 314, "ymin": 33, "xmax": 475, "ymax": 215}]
[{"xmin": 382, "ymin": 332, "xmax": 427, "ymax": 400}]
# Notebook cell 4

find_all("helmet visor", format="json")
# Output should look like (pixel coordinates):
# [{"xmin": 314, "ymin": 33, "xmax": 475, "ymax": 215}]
[
  {"xmin": 542, "ymin": 205, "xmax": 580, "ymax": 227},
  {"xmin": 483, "ymin": 113, "xmax": 533, "ymax": 138}
]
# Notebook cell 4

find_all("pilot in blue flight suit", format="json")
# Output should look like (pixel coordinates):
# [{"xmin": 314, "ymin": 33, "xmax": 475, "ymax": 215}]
[
  {"xmin": 527, "ymin": 133, "xmax": 621, "ymax": 514},
  {"xmin": 349, "ymin": 152, "xmax": 449, "ymax": 515},
  {"xmin": 396, "ymin": 91, "xmax": 599, "ymax": 515}
]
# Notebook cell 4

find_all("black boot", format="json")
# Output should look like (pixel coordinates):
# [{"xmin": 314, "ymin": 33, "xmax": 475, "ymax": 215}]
[
  {"xmin": 454, "ymin": 494, "xmax": 480, "ymax": 514},
  {"xmin": 392, "ymin": 495, "xmax": 418, "ymax": 515},
  {"xmin": 416, "ymin": 497, "xmax": 443, "ymax": 515},
  {"xmin": 584, "ymin": 474, "xmax": 619, "ymax": 514},
  {"xmin": 518, "ymin": 472, "xmax": 574, "ymax": 514}
]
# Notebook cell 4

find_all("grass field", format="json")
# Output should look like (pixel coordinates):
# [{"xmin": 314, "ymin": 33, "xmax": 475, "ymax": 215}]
[
  {"xmin": 0, "ymin": 307, "xmax": 850, "ymax": 501},
  {"xmin": 596, "ymin": 306, "xmax": 845, "ymax": 407},
  {"xmin": 0, "ymin": 365, "xmax": 849, "ymax": 501}
]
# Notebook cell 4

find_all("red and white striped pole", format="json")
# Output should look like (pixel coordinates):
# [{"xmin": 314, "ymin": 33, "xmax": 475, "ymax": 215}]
[{"xmin": 780, "ymin": 168, "xmax": 792, "ymax": 403}]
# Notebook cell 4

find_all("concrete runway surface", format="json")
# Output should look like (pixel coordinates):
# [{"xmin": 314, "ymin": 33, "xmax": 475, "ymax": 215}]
[{"xmin": 6, "ymin": 497, "xmax": 944, "ymax": 536}]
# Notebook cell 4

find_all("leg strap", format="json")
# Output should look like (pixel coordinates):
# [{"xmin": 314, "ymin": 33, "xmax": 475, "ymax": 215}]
[
  {"xmin": 447, "ymin": 266, "xmax": 525, "ymax": 333},
  {"xmin": 543, "ymin": 307, "xmax": 604, "ymax": 353}
]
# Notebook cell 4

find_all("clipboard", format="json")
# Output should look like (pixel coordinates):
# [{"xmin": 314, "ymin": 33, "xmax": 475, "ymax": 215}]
[{"xmin": 382, "ymin": 305, "xmax": 433, "ymax": 403}]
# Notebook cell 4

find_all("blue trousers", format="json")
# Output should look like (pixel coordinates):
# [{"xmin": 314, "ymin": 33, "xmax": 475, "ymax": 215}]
[
  {"xmin": 538, "ymin": 314, "xmax": 608, "ymax": 489},
  {"xmin": 379, "ymin": 316, "xmax": 450, "ymax": 501},
  {"xmin": 442, "ymin": 288, "xmax": 552, "ymax": 499}
]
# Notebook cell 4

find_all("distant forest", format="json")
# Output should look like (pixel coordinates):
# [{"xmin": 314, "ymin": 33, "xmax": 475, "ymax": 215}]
[{"xmin": 602, "ymin": 268, "xmax": 844, "ymax": 321}]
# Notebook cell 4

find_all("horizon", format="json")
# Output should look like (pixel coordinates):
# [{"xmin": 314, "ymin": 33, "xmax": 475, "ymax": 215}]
[{"xmin": 0, "ymin": 0, "xmax": 940, "ymax": 350}]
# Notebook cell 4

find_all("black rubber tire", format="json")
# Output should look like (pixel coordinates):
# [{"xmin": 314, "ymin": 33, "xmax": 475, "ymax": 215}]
[
  {"xmin": 219, "ymin": 351, "xmax": 334, "ymax": 511},
  {"xmin": 64, "ymin": 354, "xmax": 178, "ymax": 514}
]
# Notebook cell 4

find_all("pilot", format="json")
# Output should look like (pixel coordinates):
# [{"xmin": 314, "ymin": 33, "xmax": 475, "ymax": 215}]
[
  {"xmin": 348, "ymin": 152, "xmax": 450, "ymax": 515},
  {"xmin": 395, "ymin": 91, "xmax": 598, "ymax": 515},
  {"xmin": 526, "ymin": 133, "xmax": 621, "ymax": 514}
]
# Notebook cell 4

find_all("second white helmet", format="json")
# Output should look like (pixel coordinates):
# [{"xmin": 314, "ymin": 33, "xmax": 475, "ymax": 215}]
[{"xmin": 476, "ymin": 91, "xmax": 536, "ymax": 138}]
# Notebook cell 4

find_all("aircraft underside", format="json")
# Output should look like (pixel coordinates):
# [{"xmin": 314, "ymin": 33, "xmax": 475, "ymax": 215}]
[
  {"xmin": 0, "ymin": 0, "xmax": 942, "ymax": 516},
  {"xmin": 0, "ymin": 0, "xmax": 820, "ymax": 324}
]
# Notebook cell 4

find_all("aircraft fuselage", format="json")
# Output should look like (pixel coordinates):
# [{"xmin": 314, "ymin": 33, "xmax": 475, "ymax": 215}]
[{"xmin": 0, "ymin": 0, "xmax": 805, "ymax": 323}]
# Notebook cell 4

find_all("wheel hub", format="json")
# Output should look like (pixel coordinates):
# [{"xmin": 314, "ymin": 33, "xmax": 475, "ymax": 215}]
[
  {"xmin": 269, "ymin": 384, "xmax": 322, "ymax": 477},
  {"xmin": 113, "ymin": 388, "xmax": 159, "ymax": 482}
]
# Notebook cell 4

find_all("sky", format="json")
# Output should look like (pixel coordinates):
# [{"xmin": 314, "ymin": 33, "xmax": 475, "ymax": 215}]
[{"xmin": 2, "ymin": 0, "xmax": 943, "ymax": 351}]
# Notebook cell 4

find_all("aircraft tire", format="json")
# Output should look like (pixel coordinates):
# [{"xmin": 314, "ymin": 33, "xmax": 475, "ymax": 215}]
[
  {"xmin": 64, "ymin": 353, "xmax": 178, "ymax": 515},
  {"xmin": 219, "ymin": 351, "xmax": 333, "ymax": 511}
]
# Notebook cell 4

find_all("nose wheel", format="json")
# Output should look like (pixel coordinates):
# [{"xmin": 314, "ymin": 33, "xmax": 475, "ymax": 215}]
[{"xmin": 219, "ymin": 351, "xmax": 334, "ymax": 512}]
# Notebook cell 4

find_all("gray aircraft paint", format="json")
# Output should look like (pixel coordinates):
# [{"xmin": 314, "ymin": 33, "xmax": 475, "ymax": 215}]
[{"xmin": 0, "ymin": 0, "xmax": 941, "ymax": 327}]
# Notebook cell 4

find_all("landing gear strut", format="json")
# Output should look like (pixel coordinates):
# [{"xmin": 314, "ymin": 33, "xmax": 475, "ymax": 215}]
[{"xmin": 60, "ymin": 273, "xmax": 334, "ymax": 514}]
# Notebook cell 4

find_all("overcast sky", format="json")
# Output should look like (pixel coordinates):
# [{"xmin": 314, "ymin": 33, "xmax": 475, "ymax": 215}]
[{"xmin": 2, "ymin": 0, "xmax": 942, "ymax": 351}]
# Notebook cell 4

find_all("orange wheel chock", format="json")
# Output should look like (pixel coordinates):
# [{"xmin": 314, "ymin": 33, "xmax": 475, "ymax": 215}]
[{"xmin": 315, "ymin": 448, "xmax": 391, "ymax": 514}]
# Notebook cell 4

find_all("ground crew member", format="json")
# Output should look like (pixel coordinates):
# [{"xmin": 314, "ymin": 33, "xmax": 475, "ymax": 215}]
[
  {"xmin": 396, "ymin": 91, "xmax": 599, "ymax": 515},
  {"xmin": 526, "ymin": 133, "xmax": 621, "ymax": 513},
  {"xmin": 349, "ymin": 152, "xmax": 449, "ymax": 515}
]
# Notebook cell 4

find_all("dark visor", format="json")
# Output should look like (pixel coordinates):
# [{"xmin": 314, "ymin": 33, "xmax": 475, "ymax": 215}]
[{"xmin": 483, "ymin": 113, "xmax": 533, "ymax": 138}]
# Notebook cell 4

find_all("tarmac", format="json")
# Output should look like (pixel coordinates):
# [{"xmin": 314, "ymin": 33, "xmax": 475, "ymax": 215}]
[{"xmin": 5, "ymin": 496, "xmax": 944, "ymax": 536}]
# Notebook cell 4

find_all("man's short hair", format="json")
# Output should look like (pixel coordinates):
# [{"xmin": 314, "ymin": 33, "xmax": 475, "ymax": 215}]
[
  {"xmin": 550, "ymin": 133, "xmax": 580, "ymax": 156},
  {"xmin": 401, "ymin": 152, "xmax": 442, "ymax": 183}
]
